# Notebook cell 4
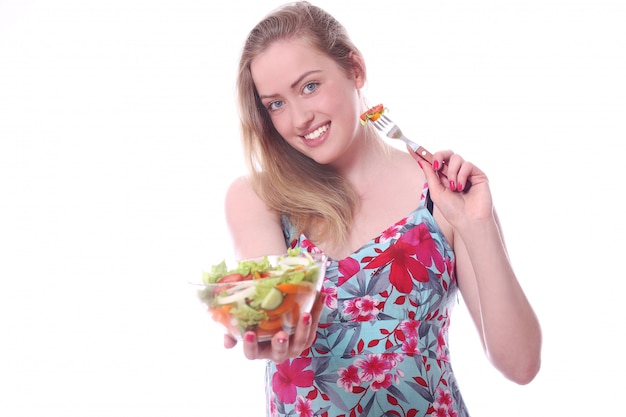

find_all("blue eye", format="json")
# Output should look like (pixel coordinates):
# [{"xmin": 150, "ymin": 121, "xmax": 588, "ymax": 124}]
[
  {"xmin": 268, "ymin": 100, "xmax": 284, "ymax": 111},
  {"xmin": 303, "ymin": 82, "xmax": 318, "ymax": 94}
]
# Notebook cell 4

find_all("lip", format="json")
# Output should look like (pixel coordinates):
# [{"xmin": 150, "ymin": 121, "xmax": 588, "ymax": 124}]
[{"xmin": 300, "ymin": 122, "xmax": 330, "ymax": 146}]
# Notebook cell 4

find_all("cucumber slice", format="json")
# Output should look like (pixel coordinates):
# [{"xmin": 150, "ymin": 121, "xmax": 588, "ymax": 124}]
[{"xmin": 260, "ymin": 287, "xmax": 284, "ymax": 310}]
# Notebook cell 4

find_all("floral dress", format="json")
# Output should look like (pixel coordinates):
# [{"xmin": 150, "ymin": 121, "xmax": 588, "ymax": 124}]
[{"xmin": 266, "ymin": 184, "xmax": 471, "ymax": 417}]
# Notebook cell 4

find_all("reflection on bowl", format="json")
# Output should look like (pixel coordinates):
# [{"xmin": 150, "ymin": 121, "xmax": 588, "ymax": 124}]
[{"xmin": 195, "ymin": 251, "xmax": 327, "ymax": 342}]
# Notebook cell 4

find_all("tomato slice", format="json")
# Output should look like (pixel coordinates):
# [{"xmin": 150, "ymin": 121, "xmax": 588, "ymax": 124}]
[
  {"xmin": 359, "ymin": 103, "xmax": 385, "ymax": 125},
  {"xmin": 217, "ymin": 273, "xmax": 245, "ymax": 283}
]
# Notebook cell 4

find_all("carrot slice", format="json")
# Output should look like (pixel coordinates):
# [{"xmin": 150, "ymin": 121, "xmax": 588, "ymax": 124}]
[
  {"xmin": 276, "ymin": 283, "xmax": 313, "ymax": 294},
  {"xmin": 258, "ymin": 316, "xmax": 283, "ymax": 331},
  {"xmin": 209, "ymin": 305, "xmax": 232, "ymax": 328}
]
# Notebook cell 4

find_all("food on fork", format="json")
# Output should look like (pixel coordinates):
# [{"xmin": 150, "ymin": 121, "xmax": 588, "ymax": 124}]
[{"xmin": 359, "ymin": 103, "xmax": 386, "ymax": 125}]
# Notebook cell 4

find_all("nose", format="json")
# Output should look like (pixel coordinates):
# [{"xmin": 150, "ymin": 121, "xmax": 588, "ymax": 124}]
[{"xmin": 290, "ymin": 101, "xmax": 314, "ymax": 130}]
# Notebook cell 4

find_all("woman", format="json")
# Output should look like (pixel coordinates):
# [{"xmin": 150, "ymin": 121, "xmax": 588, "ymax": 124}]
[{"xmin": 223, "ymin": 2, "xmax": 541, "ymax": 416}]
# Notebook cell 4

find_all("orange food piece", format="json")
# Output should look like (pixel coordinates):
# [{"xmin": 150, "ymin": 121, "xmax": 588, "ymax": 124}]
[
  {"xmin": 210, "ymin": 305, "xmax": 232, "ymax": 328},
  {"xmin": 359, "ymin": 103, "xmax": 385, "ymax": 125},
  {"xmin": 258, "ymin": 316, "xmax": 283, "ymax": 331},
  {"xmin": 276, "ymin": 283, "xmax": 313, "ymax": 294}
]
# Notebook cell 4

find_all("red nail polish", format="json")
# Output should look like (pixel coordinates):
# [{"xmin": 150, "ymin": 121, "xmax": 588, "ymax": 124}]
[
  {"xmin": 457, "ymin": 182, "xmax": 463, "ymax": 192},
  {"xmin": 449, "ymin": 181, "xmax": 455, "ymax": 190},
  {"xmin": 277, "ymin": 336, "xmax": 287, "ymax": 344},
  {"xmin": 433, "ymin": 160, "xmax": 439, "ymax": 170},
  {"xmin": 302, "ymin": 313, "xmax": 311, "ymax": 325},
  {"xmin": 244, "ymin": 332, "xmax": 256, "ymax": 343}
]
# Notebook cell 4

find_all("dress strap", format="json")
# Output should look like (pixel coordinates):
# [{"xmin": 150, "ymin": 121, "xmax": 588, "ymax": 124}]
[
  {"xmin": 420, "ymin": 182, "xmax": 434, "ymax": 215},
  {"xmin": 426, "ymin": 189, "xmax": 434, "ymax": 215}
]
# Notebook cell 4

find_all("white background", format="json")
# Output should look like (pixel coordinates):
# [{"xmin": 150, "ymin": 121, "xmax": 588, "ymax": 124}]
[{"xmin": 1, "ymin": 1, "xmax": 624, "ymax": 416}]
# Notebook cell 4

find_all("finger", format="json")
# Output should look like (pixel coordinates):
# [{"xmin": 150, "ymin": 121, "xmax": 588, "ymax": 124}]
[
  {"xmin": 270, "ymin": 330, "xmax": 290, "ymax": 363},
  {"xmin": 414, "ymin": 152, "xmax": 447, "ymax": 193},
  {"xmin": 444, "ymin": 154, "xmax": 465, "ymax": 191},
  {"xmin": 456, "ymin": 161, "xmax": 475, "ymax": 192},
  {"xmin": 224, "ymin": 334, "xmax": 238, "ymax": 349},
  {"xmin": 242, "ymin": 331, "xmax": 260, "ymax": 360},
  {"xmin": 284, "ymin": 313, "xmax": 310, "ymax": 356},
  {"xmin": 431, "ymin": 149, "xmax": 454, "ymax": 170}
]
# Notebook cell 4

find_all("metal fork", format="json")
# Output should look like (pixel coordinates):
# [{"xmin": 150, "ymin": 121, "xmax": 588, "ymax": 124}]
[{"xmin": 371, "ymin": 114, "xmax": 448, "ymax": 178}]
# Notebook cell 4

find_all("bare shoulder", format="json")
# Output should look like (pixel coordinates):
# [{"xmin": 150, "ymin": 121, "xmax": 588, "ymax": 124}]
[
  {"xmin": 225, "ymin": 176, "xmax": 261, "ymax": 209},
  {"xmin": 224, "ymin": 175, "xmax": 274, "ymax": 224},
  {"xmin": 224, "ymin": 176, "xmax": 286, "ymax": 259}
]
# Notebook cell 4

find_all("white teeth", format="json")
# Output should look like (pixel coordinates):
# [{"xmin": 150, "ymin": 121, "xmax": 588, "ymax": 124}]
[{"xmin": 303, "ymin": 124, "xmax": 329, "ymax": 140}]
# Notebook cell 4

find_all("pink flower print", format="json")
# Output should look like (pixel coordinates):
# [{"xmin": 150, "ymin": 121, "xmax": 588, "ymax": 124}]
[
  {"xmin": 401, "ymin": 336, "xmax": 420, "ymax": 355},
  {"xmin": 272, "ymin": 358, "xmax": 315, "ymax": 404},
  {"xmin": 378, "ymin": 217, "xmax": 409, "ymax": 243},
  {"xmin": 321, "ymin": 284, "xmax": 337, "ymax": 310},
  {"xmin": 337, "ymin": 257, "xmax": 360, "ymax": 286},
  {"xmin": 400, "ymin": 319, "xmax": 421, "ymax": 338},
  {"xmin": 354, "ymin": 354, "xmax": 393, "ymax": 383},
  {"xmin": 301, "ymin": 238, "xmax": 321, "ymax": 254},
  {"xmin": 337, "ymin": 364, "xmax": 361, "ymax": 392},
  {"xmin": 342, "ymin": 295, "xmax": 380, "ymax": 321},
  {"xmin": 295, "ymin": 396, "xmax": 314, "ymax": 417},
  {"xmin": 432, "ymin": 388, "xmax": 457, "ymax": 417},
  {"xmin": 436, "ymin": 387, "xmax": 454, "ymax": 407},
  {"xmin": 436, "ymin": 327, "xmax": 450, "ymax": 361},
  {"xmin": 370, "ymin": 372, "xmax": 393, "ymax": 391},
  {"xmin": 432, "ymin": 404, "xmax": 449, "ymax": 417},
  {"xmin": 406, "ymin": 223, "xmax": 445, "ymax": 272},
  {"xmin": 385, "ymin": 352, "xmax": 404, "ymax": 368}
]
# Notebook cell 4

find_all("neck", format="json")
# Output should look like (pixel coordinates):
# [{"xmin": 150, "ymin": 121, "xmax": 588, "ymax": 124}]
[{"xmin": 332, "ymin": 132, "xmax": 395, "ymax": 192}]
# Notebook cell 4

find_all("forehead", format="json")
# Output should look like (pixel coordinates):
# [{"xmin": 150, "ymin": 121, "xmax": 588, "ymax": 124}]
[{"xmin": 250, "ymin": 39, "xmax": 338, "ymax": 94}]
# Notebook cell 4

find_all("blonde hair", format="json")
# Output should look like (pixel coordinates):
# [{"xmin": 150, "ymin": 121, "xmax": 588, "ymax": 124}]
[{"xmin": 236, "ymin": 1, "xmax": 365, "ymax": 247}]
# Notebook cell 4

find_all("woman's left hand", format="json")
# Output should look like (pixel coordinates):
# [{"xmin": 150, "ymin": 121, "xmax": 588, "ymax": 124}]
[
  {"xmin": 408, "ymin": 147, "xmax": 493, "ymax": 227},
  {"xmin": 224, "ymin": 292, "xmax": 326, "ymax": 363}
]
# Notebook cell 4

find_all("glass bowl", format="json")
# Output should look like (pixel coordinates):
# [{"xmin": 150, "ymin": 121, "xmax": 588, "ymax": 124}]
[{"xmin": 194, "ymin": 251, "xmax": 327, "ymax": 342}]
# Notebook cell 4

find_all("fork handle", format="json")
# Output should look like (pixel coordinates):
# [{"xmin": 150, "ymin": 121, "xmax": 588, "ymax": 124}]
[
  {"xmin": 411, "ymin": 146, "xmax": 448, "ymax": 177},
  {"xmin": 412, "ymin": 145, "xmax": 473, "ymax": 192}
]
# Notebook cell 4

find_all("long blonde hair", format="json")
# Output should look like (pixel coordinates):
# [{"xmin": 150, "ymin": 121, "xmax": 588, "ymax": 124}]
[{"xmin": 236, "ymin": 1, "xmax": 365, "ymax": 246}]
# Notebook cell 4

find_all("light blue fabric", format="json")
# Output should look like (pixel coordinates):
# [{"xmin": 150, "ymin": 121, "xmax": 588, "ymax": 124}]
[{"xmin": 266, "ymin": 184, "xmax": 470, "ymax": 417}]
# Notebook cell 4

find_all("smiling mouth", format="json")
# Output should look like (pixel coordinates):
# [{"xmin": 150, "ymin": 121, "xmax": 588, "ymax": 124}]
[{"xmin": 303, "ymin": 123, "xmax": 329, "ymax": 140}]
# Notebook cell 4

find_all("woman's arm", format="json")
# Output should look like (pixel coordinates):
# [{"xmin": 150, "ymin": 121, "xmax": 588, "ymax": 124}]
[
  {"xmin": 452, "ymin": 211, "xmax": 542, "ymax": 384},
  {"xmin": 223, "ymin": 176, "xmax": 323, "ymax": 362},
  {"xmin": 224, "ymin": 176, "xmax": 287, "ymax": 260},
  {"xmin": 411, "ymin": 149, "xmax": 542, "ymax": 384}
]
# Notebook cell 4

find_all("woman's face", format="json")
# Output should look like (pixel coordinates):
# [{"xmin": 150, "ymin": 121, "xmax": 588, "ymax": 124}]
[{"xmin": 250, "ymin": 38, "xmax": 365, "ymax": 165}]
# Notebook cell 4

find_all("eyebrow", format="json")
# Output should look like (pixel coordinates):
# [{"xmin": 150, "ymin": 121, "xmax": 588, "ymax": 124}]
[{"xmin": 258, "ymin": 70, "xmax": 322, "ymax": 100}]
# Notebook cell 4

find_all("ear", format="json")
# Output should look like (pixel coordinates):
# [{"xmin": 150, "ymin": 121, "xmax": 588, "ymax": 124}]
[{"xmin": 349, "ymin": 51, "xmax": 367, "ymax": 89}]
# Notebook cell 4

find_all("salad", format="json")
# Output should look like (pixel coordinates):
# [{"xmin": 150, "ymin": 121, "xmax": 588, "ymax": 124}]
[
  {"xmin": 197, "ymin": 249, "xmax": 327, "ymax": 340},
  {"xmin": 359, "ymin": 103, "xmax": 386, "ymax": 125}
]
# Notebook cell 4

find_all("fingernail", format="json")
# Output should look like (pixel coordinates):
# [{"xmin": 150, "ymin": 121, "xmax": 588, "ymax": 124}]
[
  {"xmin": 417, "ymin": 161, "xmax": 423, "ymax": 169},
  {"xmin": 277, "ymin": 336, "xmax": 287, "ymax": 344},
  {"xmin": 433, "ymin": 160, "xmax": 439, "ymax": 170},
  {"xmin": 449, "ymin": 181, "xmax": 455, "ymax": 191},
  {"xmin": 457, "ymin": 182, "xmax": 463, "ymax": 192},
  {"xmin": 302, "ymin": 313, "xmax": 311, "ymax": 326},
  {"xmin": 244, "ymin": 332, "xmax": 256, "ymax": 343}
]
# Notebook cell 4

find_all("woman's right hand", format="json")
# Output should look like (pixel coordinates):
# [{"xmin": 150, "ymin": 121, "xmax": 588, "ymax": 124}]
[{"xmin": 410, "ymin": 148, "xmax": 493, "ymax": 227}]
